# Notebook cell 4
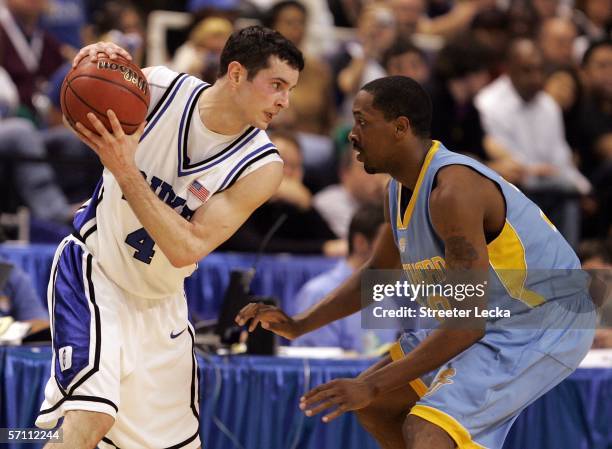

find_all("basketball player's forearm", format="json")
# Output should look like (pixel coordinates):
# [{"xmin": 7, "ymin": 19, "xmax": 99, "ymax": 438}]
[
  {"xmin": 115, "ymin": 168, "xmax": 202, "ymax": 266},
  {"xmin": 362, "ymin": 328, "xmax": 483, "ymax": 395}
]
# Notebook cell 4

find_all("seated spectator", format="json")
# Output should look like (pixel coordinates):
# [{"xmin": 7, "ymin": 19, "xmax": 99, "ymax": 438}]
[
  {"xmin": 330, "ymin": 3, "xmax": 396, "ymax": 125},
  {"xmin": 471, "ymin": 8, "xmax": 510, "ymax": 78},
  {"xmin": 428, "ymin": 37, "xmax": 491, "ymax": 162},
  {"xmin": 0, "ymin": 68, "xmax": 74, "ymax": 222},
  {"xmin": 264, "ymin": 0, "xmax": 336, "ymax": 136},
  {"xmin": 391, "ymin": 0, "xmax": 497, "ymax": 41},
  {"xmin": 578, "ymin": 238, "xmax": 612, "ymax": 348},
  {"xmin": 570, "ymin": 39, "xmax": 612, "ymax": 178},
  {"xmin": 219, "ymin": 130, "xmax": 344, "ymax": 256},
  {"xmin": 0, "ymin": 0, "xmax": 66, "ymax": 123},
  {"xmin": 291, "ymin": 204, "xmax": 396, "ymax": 353},
  {"xmin": 171, "ymin": 16, "xmax": 233, "ymax": 83},
  {"xmin": 475, "ymin": 38, "xmax": 590, "ymax": 246},
  {"xmin": 538, "ymin": 17, "xmax": 579, "ymax": 70},
  {"xmin": 572, "ymin": 0, "xmax": 612, "ymax": 59},
  {"xmin": 313, "ymin": 149, "xmax": 387, "ymax": 239},
  {"xmin": 0, "ymin": 231, "xmax": 49, "ymax": 333},
  {"xmin": 382, "ymin": 37, "xmax": 431, "ymax": 85}
]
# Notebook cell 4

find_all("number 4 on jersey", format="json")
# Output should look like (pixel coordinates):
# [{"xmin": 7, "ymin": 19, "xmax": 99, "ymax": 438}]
[{"xmin": 125, "ymin": 228, "xmax": 156, "ymax": 264}]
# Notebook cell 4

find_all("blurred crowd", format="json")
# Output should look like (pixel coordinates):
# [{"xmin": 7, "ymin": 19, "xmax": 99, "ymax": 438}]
[{"xmin": 0, "ymin": 0, "xmax": 610, "ymax": 257}]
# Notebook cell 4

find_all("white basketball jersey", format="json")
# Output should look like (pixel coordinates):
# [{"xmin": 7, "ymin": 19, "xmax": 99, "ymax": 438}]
[{"xmin": 72, "ymin": 67, "xmax": 282, "ymax": 298}]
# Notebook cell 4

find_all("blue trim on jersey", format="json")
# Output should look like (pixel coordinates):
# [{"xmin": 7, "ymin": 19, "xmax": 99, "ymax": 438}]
[
  {"xmin": 140, "ymin": 73, "xmax": 189, "ymax": 142},
  {"xmin": 73, "ymin": 178, "xmax": 103, "ymax": 232},
  {"xmin": 178, "ymin": 126, "xmax": 261, "ymax": 177},
  {"xmin": 52, "ymin": 241, "xmax": 91, "ymax": 391},
  {"xmin": 177, "ymin": 82, "xmax": 210, "ymax": 176},
  {"xmin": 218, "ymin": 143, "xmax": 277, "ymax": 190}
]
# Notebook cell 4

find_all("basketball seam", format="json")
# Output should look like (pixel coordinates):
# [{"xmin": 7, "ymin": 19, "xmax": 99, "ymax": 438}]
[
  {"xmin": 66, "ymin": 82, "xmax": 142, "ymax": 127},
  {"xmin": 68, "ymin": 73, "xmax": 149, "ymax": 108}
]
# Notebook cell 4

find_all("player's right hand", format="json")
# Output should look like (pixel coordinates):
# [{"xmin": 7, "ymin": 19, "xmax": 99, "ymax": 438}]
[
  {"xmin": 73, "ymin": 41, "xmax": 132, "ymax": 67},
  {"xmin": 235, "ymin": 303, "xmax": 302, "ymax": 340}
]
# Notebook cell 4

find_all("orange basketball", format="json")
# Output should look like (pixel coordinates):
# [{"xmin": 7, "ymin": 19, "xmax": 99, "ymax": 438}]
[{"xmin": 60, "ymin": 55, "xmax": 150, "ymax": 135}]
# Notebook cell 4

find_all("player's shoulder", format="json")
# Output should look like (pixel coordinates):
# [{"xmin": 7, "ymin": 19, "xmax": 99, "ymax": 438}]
[
  {"xmin": 143, "ymin": 66, "xmax": 181, "ymax": 87},
  {"xmin": 431, "ymin": 165, "xmax": 491, "ymax": 206}
]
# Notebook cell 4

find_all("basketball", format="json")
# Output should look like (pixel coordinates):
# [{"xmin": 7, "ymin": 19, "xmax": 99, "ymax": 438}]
[{"xmin": 60, "ymin": 55, "xmax": 150, "ymax": 135}]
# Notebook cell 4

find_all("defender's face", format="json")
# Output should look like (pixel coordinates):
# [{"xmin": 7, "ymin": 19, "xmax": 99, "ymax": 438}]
[
  {"xmin": 348, "ymin": 90, "xmax": 396, "ymax": 174},
  {"xmin": 239, "ymin": 56, "xmax": 299, "ymax": 130}
]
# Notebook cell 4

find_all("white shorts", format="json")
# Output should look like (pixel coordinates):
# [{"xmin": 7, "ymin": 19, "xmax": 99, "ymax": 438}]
[{"xmin": 36, "ymin": 236, "xmax": 201, "ymax": 449}]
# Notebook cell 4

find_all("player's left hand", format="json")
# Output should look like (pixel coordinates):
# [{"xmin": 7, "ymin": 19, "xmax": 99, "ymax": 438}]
[
  {"xmin": 73, "ymin": 41, "xmax": 132, "ymax": 67},
  {"xmin": 75, "ymin": 110, "xmax": 145, "ymax": 176},
  {"xmin": 299, "ymin": 378, "xmax": 376, "ymax": 423}
]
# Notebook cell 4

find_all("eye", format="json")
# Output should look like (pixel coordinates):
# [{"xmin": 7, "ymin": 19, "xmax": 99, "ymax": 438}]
[{"xmin": 272, "ymin": 82, "xmax": 281, "ymax": 90}]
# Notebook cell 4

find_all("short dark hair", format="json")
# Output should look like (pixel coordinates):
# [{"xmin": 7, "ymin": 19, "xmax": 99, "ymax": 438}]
[
  {"xmin": 382, "ymin": 38, "xmax": 427, "ymax": 71},
  {"xmin": 348, "ymin": 204, "xmax": 385, "ymax": 255},
  {"xmin": 262, "ymin": 0, "xmax": 307, "ymax": 28},
  {"xmin": 433, "ymin": 37, "xmax": 490, "ymax": 81},
  {"xmin": 578, "ymin": 239, "xmax": 612, "ymax": 264},
  {"xmin": 582, "ymin": 39, "xmax": 612, "ymax": 68},
  {"xmin": 361, "ymin": 76, "xmax": 432, "ymax": 138},
  {"xmin": 218, "ymin": 25, "xmax": 304, "ymax": 80}
]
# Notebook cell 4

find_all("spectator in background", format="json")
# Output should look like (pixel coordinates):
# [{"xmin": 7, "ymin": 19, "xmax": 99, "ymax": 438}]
[
  {"xmin": 470, "ymin": 8, "xmax": 510, "ymax": 77},
  {"xmin": 219, "ymin": 130, "xmax": 345, "ymax": 256},
  {"xmin": 571, "ymin": 39, "xmax": 612, "ymax": 178},
  {"xmin": 172, "ymin": 16, "xmax": 233, "ymax": 83},
  {"xmin": 88, "ymin": 1, "xmax": 145, "ymax": 66},
  {"xmin": 291, "ymin": 204, "xmax": 396, "ymax": 353},
  {"xmin": 538, "ymin": 17, "xmax": 579, "ymax": 69},
  {"xmin": 428, "ymin": 37, "xmax": 491, "ymax": 162},
  {"xmin": 382, "ymin": 37, "xmax": 430, "ymax": 85},
  {"xmin": 264, "ymin": 0, "xmax": 336, "ymax": 136},
  {"xmin": 0, "ymin": 0, "xmax": 66, "ymax": 123},
  {"xmin": 314, "ymin": 149, "xmax": 386, "ymax": 239},
  {"xmin": 578, "ymin": 238, "xmax": 612, "ymax": 348},
  {"xmin": 475, "ymin": 38, "xmax": 590, "ymax": 246},
  {"xmin": 0, "ymin": 227, "xmax": 49, "ymax": 332},
  {"xmin": 331, "ymin": 3, "xmax": 396, "ymax": 125},
  {"xmin": 571, "ymin": 40, "xmax": 612, "ymax": 238},
  {"xmin": 0, "ymin": 67, "xmax": 74, "ymax": 222},
  {"xmin": 573, "ymin": 0, "xmax": 612, "ymax": 58},
  {"xmin": 391, "ymin": 0, "xmax": 498, "ymax": 41},
  {"xmin": 40, "ymin": 0, "xmax": 87, "ymax": 50}
]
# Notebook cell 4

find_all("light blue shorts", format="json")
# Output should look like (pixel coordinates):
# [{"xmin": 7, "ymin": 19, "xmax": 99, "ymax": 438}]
[{"xmin": 391, "ymin": 298, "xmax": 596, "ymax": 449}]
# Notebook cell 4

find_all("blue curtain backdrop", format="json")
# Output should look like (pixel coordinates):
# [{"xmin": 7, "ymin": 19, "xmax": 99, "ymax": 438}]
[{"xmin": 1, "ymin": 346, "xmax": 611, "ymax": 449}]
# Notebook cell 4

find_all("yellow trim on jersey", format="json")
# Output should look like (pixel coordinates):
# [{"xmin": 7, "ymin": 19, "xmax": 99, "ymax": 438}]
[
  {"xmin": 410, "ymin": 405, "xmax": 489, "ymax": 449},
  {"xmin": 389, "ymin": 341, "xmax": 429, "ymax": 398},
  {"xmin": 487, "ymin": 220, "xmax": 545, "ymax": 307},
  {"xmin": 396, "ymin": 141, "xmax": 441, "ymax": 230}
]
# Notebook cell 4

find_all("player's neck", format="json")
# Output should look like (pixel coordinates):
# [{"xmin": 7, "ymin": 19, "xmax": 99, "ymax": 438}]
[
  {"xmin": 392, "ymin": 138, "xmax": 433, "ymax": 190},
  {"xmin": 196, "ymin": 81, "xmax": 249, "ymax": 135}
]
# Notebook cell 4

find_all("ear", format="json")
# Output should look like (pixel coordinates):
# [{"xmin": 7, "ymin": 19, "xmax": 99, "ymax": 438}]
[
  {"xmin": 227, "ymin": 61, "xmax": 245, "ymax": 86},
  {"xmin": 394, "ymin": 116, "xmax": 411, "ymax": 137},
  {"xmin": 353, "ymin": 232, "xmax": 369, "ymax": 254}
]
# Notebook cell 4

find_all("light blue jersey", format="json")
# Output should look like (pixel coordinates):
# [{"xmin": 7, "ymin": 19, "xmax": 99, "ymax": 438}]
[{"xmin": 387, "ymin": 141, "xmax": 595, "ymax": 449}]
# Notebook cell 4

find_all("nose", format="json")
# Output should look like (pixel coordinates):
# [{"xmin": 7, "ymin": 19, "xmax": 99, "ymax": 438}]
[{"xmin": 276, "ymin": 90, "xmax": 290, "ymax": 109}]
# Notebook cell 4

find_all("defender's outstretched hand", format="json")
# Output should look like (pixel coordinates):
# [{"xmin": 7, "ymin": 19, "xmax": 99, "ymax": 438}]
[
  {"xmin": 235, "ymin": 303, "xmax": 302, "ymax": 340},
  {"xmin": 73, "ymin": 41, "xmax": 132, "ymax": 67},
  {"xmin": 300, "ymin": 378, "xmax": 376, "ymax": 423}
]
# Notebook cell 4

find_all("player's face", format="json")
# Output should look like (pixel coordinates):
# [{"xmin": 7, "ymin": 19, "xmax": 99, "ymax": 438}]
[
  {"xmin": 348, "ymin": 90, "xmax": 396, "ymax": 174},
  {"xmin": 241, "ymin": 56, "xmax": 299, "ymax": 129}
]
